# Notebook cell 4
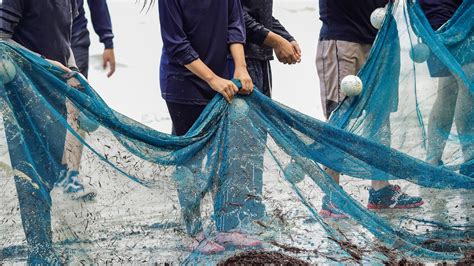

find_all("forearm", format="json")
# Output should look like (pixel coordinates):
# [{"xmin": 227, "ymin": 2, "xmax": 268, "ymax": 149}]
[
  {"xmin": 263, "ymin": 31, "xmax": 286, "ymax": 49},
  {"xmin": 229, "ymin": 43, "xmax": 247, "ymax": 68},
  {"xmin": 243, "ymin": 11, "xmax": 270, "ymax": 46},
  {"xmin": 271, "ymin": 17, "xmax": 295, "ymax": 42},
  {"xmin": 184, "ymin": 59, "xmax": 218, "ymax": 84},
  {"xmin": 184, "ymin": 58, "xmax": 240, "ymax": 102}
]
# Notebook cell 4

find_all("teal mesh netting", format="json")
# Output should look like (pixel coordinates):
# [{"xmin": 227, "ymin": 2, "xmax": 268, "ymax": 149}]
[{"xmin": 0, "ymin": 0, "xmax": 473, "ymax": 264}]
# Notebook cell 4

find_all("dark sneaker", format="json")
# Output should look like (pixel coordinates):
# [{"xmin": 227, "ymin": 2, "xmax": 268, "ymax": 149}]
[
  {"xmin": 319, "ymin": 195, "xmax": 349, "ymax": 219},
  {"xmin": 367, "ymin": 185, "xmax": 424, "ymax": 209}
]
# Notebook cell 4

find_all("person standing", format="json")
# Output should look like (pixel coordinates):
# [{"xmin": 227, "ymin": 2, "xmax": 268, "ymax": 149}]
[
  {"xmin": 59, "ymin": 0, "xmax": 116, "ymax": 199},
  {"xmin": 315, "ymin": 0, "xmax": 424, "ymax": 218},
  {"xmin": 158, "ymin": 0, "xmax": 261, "ymax": 255},
  {"xmin": 223, "ymin": 0, "xmax": 302, "ymax": 226},
  {"xmin": 421, "ymin": 0, "xmax": 473, "ymax": 177},
  {"xmin": 0, "ymin": 0, "xmax": 79, "ymax": 263},
  {"xmin": 240, "ymin": 0, "xmax": 301, "ymax": 97}
]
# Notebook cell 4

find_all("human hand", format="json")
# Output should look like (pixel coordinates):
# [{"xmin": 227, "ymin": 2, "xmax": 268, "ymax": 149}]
[
  {"xmin": 46, "ymin": 59, "xmax": 71, "ymax": 73},
  {"xmin": 46, "ymin": 59, "xmax": 82, "ymax": 88},
  {"xmin": 291, "ymin": 41, "xmax": 302, "ymax": 63},
  {"xmin": 103, "ymin": 48, "xmax": 116, "ymax": 77},
  {"xmin": 207, "ymin": 76, "xmax": 239, "ymax": 103},
  {"xmin": 233, "ymin": 66, "xmax": 253, "ymax": 95},
  {"xmin": 274, "ymin": 38, "xmax": 298, "ymax": 64}
]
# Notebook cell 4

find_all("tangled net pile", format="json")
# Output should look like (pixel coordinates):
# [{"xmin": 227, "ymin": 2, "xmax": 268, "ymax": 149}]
[{"xmin": 0, "ymin": 1, "xmax": 472, "ymax": 264}]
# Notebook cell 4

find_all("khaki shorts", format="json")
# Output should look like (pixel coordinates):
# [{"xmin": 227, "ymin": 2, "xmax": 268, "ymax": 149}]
[{"xmin": 316, "ymin": 40, "xmax": 372, "ymax": 119}]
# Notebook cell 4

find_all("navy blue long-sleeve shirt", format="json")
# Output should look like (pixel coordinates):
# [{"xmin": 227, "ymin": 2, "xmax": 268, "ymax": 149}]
[
  {"xmin": 0, "ymin": 0, "xmax": 78, "ymax": 65},
  {"xmin": 242, "ymin": 0, "xmax": 295, "ymax": 61},
  {"xmin": 73, "ymin": 0, "xmax": 114, "ymax": 49},
  {"xmin": 319, "ymin": 0, "xmax": 389, "ymax": 44},
  {"xmin": 159, "ymin": 0, "xmax": 246, "ymax": 105},
  {"xmin": 420, "ymin": 0, "xmax": 463, "ymax": 30}
]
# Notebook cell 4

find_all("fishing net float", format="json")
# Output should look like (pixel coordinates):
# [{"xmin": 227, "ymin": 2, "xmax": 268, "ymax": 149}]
[{"xmin": 0, "ymin": 0, "xmax": 472, "ymax": 264}]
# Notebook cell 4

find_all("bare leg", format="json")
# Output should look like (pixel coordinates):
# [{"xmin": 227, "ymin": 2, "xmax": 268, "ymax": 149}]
[
  {"xmin": 323, "ymin": 168, "xmax": 389, "ymax": 191},
  {"xmin": 426, "ymin": 75, "xmax": 459, "ymax": 165},
  {"xmin": 371, "ymin": 180, "xmax": 390, "ymax": 190},
  {"xmin": 59, "ymin": 101, "xmax": 95, "ymax": 199},
  {"xmin": 454, "ymin": 64, "xmax": 474, "ymax": 171},
  {"xmin": 62, "ymin": 100, "xmax": 86, "ymax": 171}
]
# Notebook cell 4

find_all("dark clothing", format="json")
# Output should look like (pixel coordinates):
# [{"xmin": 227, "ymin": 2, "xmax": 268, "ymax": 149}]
[
  {"xmin": 420, "ymin": 0, "xmax": 463, "ymax": 30},
  {"xmin": 319, "ymin": 0, "xmax": 388, "ymax": 44},
  {"xmin": 247, "ymin": 59, "xmax": 273, "ymax": 97},
  {"xmin": 241, "ymin": 0, "xmax": 295, "ymax": 61},
  {"xmin": 158, "ymin": 0, "xmax": 246, "ymax": 105},
  {"xmin": 0, "ymin": 0, "xmax": 77, "ymax": 64},
  {"xmin": 72, "ymin": 0, "xmax": 114, "ymax": 49},
  {"xmin": 73, "ymin": 45, "xmax": 90, "ymax": 78},
  {"xmin": 421, "ymin": 0, "xmax": 463, "ymax": 77},
  {"xmin": 227, "ymin": 2, "xmax": 281, "ymax": 225},
  {"xmin": 0, "ymin": 1, "xmax": 74, "ymax": 261},
  {"xmin": 166, "ymin": 102, "xmax": 206, "ymax": 136}
]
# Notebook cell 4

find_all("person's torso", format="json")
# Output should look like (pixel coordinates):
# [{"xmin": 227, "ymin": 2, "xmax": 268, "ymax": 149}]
[
  {"xmin": 241, "ymin": 0, "xmax": 274, "ymax": 61},
  {"xmin": 174, "ymin": 0, "xmax": 228, "ymax": 69},
  {"xmin": 419, "ymin": 0, "xmax": 463, "ymax": 30},
  {"xmin": 13, "ymin": 0, "xmax": 77, "ymax": 64},
  {"xmin": 319, "ymin": 0, "xmax": 388, "ymax": 44},
  {"xmin": 161, "ymin": 0, "xmax": 232, "ymax": 104}
]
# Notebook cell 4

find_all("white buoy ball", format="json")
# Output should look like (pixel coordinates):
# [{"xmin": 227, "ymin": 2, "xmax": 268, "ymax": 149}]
[
  {"xmin": 0, "ymin": 57, "xmax": 17, "ymax": 85},
  {"xmin": 229, "ymin": 98, "xmax": 250, "ymax": 122},
  {"xmin": 341, "ymin": 75, "xmax": 363, "ymax": 96},
  {"xmin": 78, "ymin": 112, "xmax": 100, "ymax": 133},
  {"xmin": 284, "ymin": 162, "xmax": 306, "ymax": 184},
  {"xmin": 410, "ymin": 43, "xmax": 431, "ymax": 63},
  {"xmin": 370, "ymin": 8, "xmax": 387, "ymax": 30}
]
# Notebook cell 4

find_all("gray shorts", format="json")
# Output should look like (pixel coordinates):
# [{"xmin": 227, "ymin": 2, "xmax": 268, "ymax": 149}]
[{"xmin": 316, "ymin": 40, "xmax": 372, "ymax": 119}]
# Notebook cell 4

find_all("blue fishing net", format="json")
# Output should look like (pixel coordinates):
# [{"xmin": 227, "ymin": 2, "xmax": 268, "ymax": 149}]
[
  {"xmin": 0, "ymin": 1, "xmax": 472, "ymax": 264},
  {"xmin": 331, "ymin": 1, "xmax": 473, "ymax": 176}
]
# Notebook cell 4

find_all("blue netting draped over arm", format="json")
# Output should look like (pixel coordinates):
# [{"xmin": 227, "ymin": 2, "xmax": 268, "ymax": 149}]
[{"xmin": 0, "ymin": 1, "xmax": 473, "ymax": 264}]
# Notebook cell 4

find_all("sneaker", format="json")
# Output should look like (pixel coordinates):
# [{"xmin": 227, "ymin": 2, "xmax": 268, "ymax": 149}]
[
  {"xmin": 60, "ymin": 170, "xmax": 97, "ymax": 201},
  {"xmin": 215, "ymin": 232, "xmax": 262, "ymax": 248},
  {"xmin": 367, "ymin": 185, "xmax": 424, "ymax": 209},
  {"xmin": 189, "ymin": 234, "xmax": 225, "ymax": 255},
  {"xmin": 319, "ymin": 195, "xmax": 349, "ymax": 219}
]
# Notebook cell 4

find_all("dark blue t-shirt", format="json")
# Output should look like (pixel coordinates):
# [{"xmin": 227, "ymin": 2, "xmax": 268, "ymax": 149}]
[
  {"xmin": 158, "ymin": 0, "xmax": 246, "ymax": 105},
  {"xmin": 420, "ymin": 0, "xmax": 463, "ymax": 30},
  {"xmin": 73, "ymin": 0, "xmax": 114, "ymax": 49},
  {"xmin": 319, "ymin": 0, "xmax": 389, "ymax": 44},
  {"xmin": 0, "ymin": 0, "xmax": 77, "ymax": 64}
]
